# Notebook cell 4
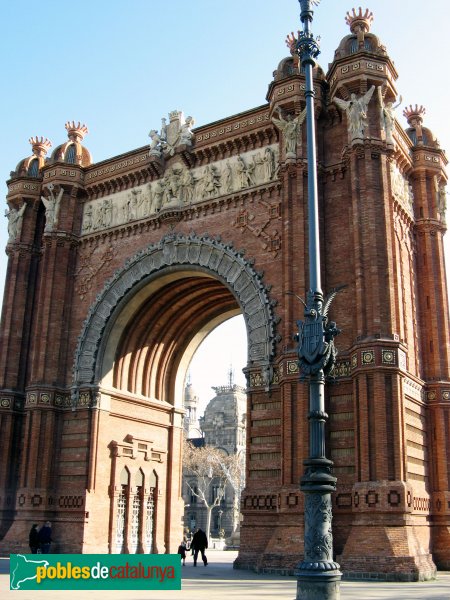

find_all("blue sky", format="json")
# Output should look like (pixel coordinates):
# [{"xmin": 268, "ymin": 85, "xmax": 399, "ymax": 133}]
[{"xmin": 1, "ymin": 1, "xmax": 450, "ymax": 409}]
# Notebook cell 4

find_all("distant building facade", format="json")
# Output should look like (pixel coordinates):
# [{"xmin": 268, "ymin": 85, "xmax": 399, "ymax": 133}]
[
  {"xmin": 183, "ymin": 379, "xmax": 203, "ymax": 440},
  {"xmin": 182, "ymin": 380, "xmax": 246, "ymax": 538}
]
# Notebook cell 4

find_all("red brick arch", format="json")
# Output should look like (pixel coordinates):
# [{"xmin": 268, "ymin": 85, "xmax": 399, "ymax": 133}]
[{"xmin": 72, "ymin": 233, "xmax": 277, "ymax": 404}]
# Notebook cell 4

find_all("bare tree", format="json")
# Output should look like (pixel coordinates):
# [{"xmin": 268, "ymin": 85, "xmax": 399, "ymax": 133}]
[
  {"xmin": 183, "ymin": 440, "xmax": 229, "ymax": 543},
  {"xmin": 211, "ymin": 450, "xmax": 245, "ymax": 534}
]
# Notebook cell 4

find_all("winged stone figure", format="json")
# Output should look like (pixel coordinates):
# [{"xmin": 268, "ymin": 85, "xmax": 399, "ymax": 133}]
[
  {"xmin": 6, "ymin": 203, "xmax": 26, "ymax": 242},
  {"xmin": 272, "ymin": 107, "xmax": 307, "ymax": 158},
  {"xmin": 378, "ymin": 86, "xmax": 402, "ymax": 145},
  {"xmin": 41, "ymin": 184, "xmax": 63, "ymax": 232},
  {"xmin": 334, "ymin": 86, "xmax": 375, "ymax": 140}
]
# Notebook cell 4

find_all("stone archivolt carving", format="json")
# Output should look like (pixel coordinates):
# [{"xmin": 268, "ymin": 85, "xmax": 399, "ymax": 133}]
[
  {"xmin": 72, "ymin": 234, "xmax": 277, "ymax": 389},
  {"xmin": 81, "ymin": 145, "xmax": 279, "ymax": 235}
]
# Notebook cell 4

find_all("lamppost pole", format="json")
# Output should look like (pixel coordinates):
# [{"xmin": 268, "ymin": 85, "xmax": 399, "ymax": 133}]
[{"xmin": 294, "ymin": 1, "xmax": 342, "ymax": 599}]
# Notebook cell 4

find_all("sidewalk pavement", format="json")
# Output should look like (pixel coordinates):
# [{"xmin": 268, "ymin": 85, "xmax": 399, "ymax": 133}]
[{"xmin": 1, "ymin": 550, "xmax": 449, "ymax": 600}]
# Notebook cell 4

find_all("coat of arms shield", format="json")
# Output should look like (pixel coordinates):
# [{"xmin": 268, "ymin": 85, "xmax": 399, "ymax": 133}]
[{"xmin": 298, "ymin": 316, "xmax": 326, "ymax": 364}]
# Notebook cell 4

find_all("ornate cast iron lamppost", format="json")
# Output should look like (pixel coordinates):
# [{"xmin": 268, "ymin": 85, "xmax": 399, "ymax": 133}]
[{"xmin": 293, "ymin": 1, "xmax": 342, "ymax": 598}]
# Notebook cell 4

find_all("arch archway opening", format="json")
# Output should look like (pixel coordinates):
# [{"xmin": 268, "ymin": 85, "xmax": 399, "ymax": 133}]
[
  {"xmin": 99, "ymin": 269, "xmax": 244, "ymax": 410},
  {"xmin": 186, "ymin": 315, "xmax": 247, "ymax": 420}
]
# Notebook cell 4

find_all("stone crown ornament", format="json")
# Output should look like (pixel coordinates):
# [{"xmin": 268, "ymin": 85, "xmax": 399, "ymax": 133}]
[
  {"xmin": 403, "ymin": 104, "xmax": 426, "ymax": 126},
  {"xmin": 345, "ymin": 7, "xmax": 374, "ymax": 33},
  {"xmin": 65, "ymin": 121, "xmax": 89, "ymax": 142},
  {"xmin": 28, "ymin": 136, "xmax": 52, "ymax": 157}
]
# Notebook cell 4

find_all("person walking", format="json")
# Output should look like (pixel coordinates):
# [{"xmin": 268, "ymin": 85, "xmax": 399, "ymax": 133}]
[
  {"xmin": 38, "ymin": 521, "xmax": 52, "ymax": 554},
  {"xmin": 178, "ymin": 539, "xmax": 187, "ymax": 566},
  {"xmin": 191, "ymin": 528, "xmax": 208, "ymax": 566},
  {"xmin": 28, "ymin": 524, "xmax": 39, "ymax": 554}
]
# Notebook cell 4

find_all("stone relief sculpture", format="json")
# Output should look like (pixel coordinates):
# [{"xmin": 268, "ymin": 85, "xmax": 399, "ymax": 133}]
[
  {"xmin": 152, "ymin": 180, "xmax": 165, "ymax": 212},
  {"xmin": 235, "ymin": 155, "xmax": 253, "ymax": 189},
  {"xmin": 162, "ymin": 167, "xmax": 184, "ymax": 207},
  {"xmin": 41, "ymin": 183, "xmax": 64, "ymax": 232},
  {"xmin": 148, "ymin": 111, "xmax": 196, "ymax": 157},
  {"xmin": 148, "ymin": 129, "xmax": 163, "ymax": 157},
  {"xmin": 200, "ymin": 165, "xmax": 222, "ymax": 198},
  {"xmin": 434, "ymin": 175, "xmax": 447, "ymax": 222},
  {"xmin": 263, "ymin": 147, "xmax": 276, "ymax": 181},
  {"xmin": 390, "ymin": 164, "xmax": 414, "ymax": 214},
  {"xmin": 271, "ymin": 106, "xmax": 307, "ymax": 158},
  {"xmin": 378, "ymin": 86, "xmax": 402, "ymax": 145},
  {"xmin": 5, "ymin": 202, "xmax": 26, "ymax": 242},
  {"xmin": 123, "ymin": 189, "xmax": 144, "ymax": 221},
  {"xmin": 179, "ymin": 116, "xmax": 195, "ymax": 146},
  {"xmin": 224, "ymin": 161, "xmax": 234, "ymax": 193},
  {"xmin": 82, "ymin": 145, "xmax": 279, "ymax": 234},
  {"xmin": 334, "ymin": 85, "xmax": 375, "ymax": 140},
  {"xmin": 180, "ymin": 169, "xmax": 196, "ymax": 204},
  {"xmin": 160, "ymin": 117, "xmax": 168, "ymax": 143},
  {"xmin": 96, "ymin": 200, "xmax": 112, "ymax": 229}
]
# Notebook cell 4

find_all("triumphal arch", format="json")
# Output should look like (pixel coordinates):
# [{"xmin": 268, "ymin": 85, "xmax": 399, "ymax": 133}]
[{"xmin": 1, "ymin": 8, "xmax": 449, "ymax": 579}]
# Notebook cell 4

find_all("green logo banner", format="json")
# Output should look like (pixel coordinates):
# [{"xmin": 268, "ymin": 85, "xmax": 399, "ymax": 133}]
[{"xmin": 10, "ymin": 554, "xmax": 181, "ymax": 591}]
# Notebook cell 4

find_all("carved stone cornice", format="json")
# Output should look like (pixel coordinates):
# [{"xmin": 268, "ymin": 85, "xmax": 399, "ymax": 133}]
[
  {"xmin": 42, "ymin": 231, "xmax": 80, "ymax": 249},
  {"xmin": 42, "ymin": 162, "xmax": 85, "ymax": 187},
  {"xmin": 6, "ymin": 178, "xmax": 42, "ymax": 201},
  {"xmin": 409, "ymin": 147, "xmax": 448, "ymax": 175},
  {"xmin": 5, "ymin": 242, "xmax": 40, "ymax": 260},
  {"xmin": 415, "ymin": 218, "xmax": 446, "ymax": 237}
]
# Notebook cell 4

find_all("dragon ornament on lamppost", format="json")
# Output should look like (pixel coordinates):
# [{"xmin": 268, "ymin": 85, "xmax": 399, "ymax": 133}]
[{"xmin": 289, "ymin": 1, "xmax": 343, "ymax": 598}]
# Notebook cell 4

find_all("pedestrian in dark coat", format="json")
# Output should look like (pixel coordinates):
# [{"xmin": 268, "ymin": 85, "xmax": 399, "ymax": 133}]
[
  {"xmin": 191, "ymin": 528, "xmax": 208, "ymax": 566},
  {"xmin": 29, "ymin": 524, "xmax": 39, "ymax": 554},
  {"xmin": 38, "ymin": 521, "xmax": 52, "ymax": 554},
  {"xmin": 178, "ymin": 540, "xmax": 187, "ymax": 565}
]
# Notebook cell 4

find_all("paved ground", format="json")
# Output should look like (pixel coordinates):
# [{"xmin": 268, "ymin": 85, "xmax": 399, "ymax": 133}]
[{"xmin": 1, "ymin": 550, "xmax": 450, "ymax": 599}]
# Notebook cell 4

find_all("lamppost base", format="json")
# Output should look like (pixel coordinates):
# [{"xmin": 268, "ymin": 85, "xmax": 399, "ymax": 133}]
[{"xmin": 295, "ymin": 562, "xmax": 342, "ymax": 600}]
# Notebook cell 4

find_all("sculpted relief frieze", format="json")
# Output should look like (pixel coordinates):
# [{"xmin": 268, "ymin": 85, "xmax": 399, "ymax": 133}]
[
  {"xmin": 390, "ymin": 163, "xmax": 413, "ymax": 217},
  {"xmin": 81, "ymin": 145, "xmax": 279, "ymax": 235}
]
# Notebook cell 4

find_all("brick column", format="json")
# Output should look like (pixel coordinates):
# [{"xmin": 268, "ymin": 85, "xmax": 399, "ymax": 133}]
[{"xmin": 0, "ymin": 190, "xmax": 43, "ymax": 539}]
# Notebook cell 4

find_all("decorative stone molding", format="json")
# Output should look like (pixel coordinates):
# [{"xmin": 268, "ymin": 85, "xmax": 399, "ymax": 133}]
[
  {"xmin": 25, "ymin": 390, "xmax": 71, "ymax": 409},
  {"xmin": 76, "ymin": 244, "xmax": 118, "ymax": 300},
  {"xmin": 109, "ymin": 435, "xmax": 165, "ymax": 463},
  {"xmin": 73, "ymin": 233, "xmax": 277, "ymax": 388}
]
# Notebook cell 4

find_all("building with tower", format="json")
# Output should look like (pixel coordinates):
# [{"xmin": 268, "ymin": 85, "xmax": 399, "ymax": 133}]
[
  {"xmin": 182, "ymin": 372, "xmax": 246, "ymax": 539},
  {"xmin": 183, "ymin": 377, "xmax": 202, "ymax": 440},
  {"xmin": 0, "ymin": 6, "xmax": 449, "ymax": 580}
]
